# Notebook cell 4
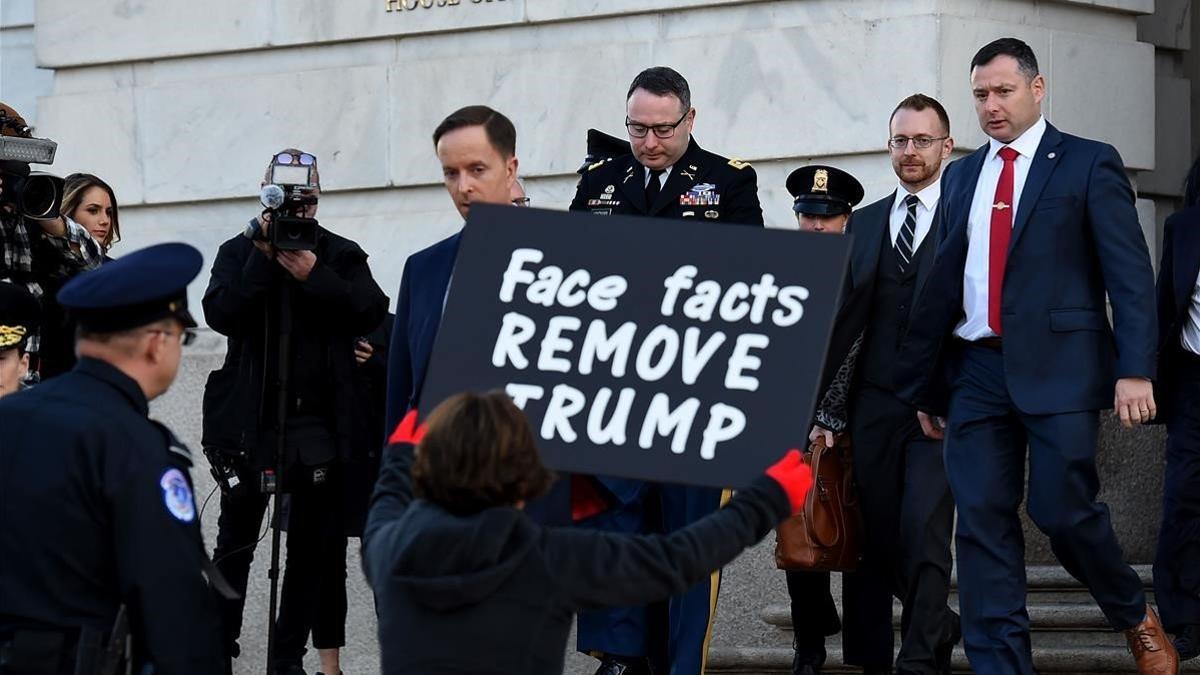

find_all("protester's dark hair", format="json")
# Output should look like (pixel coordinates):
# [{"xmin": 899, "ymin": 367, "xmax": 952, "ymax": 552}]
[
  {"xmin": 61, "ymin": 173, "xmax": 120, "ymax": 250},
  {"xmin": 432, "ymin": 106, "xmax": 517, "ymax": 159},
  {"xmin": 971, "ymin": 37, "xmax": 1039, "ymax": 80},
  {"xmin": 412, "ymin": 390, "xmax": 554, "ymax": 515},
  {"xmin": 627, "ymin": 67, "xmax": 692, "ymax": 112},
  {"xmin": 889, "ymin": 94, "xmax": 950, "ymax": 136},
  {"xmin": 1184, "ymin": 152, "xmax": 1200, "ymax": 208}
]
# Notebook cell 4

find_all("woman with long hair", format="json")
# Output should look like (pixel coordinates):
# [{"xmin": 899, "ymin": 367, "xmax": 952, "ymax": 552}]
[{"xmin": 61, "ymin": 173, "xmax": 120, "ymax": 256}]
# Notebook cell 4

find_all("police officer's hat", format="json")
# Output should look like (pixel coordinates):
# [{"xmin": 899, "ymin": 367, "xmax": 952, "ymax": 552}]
[
  {"xmin": 786, "ymin": 165, "xmax": 865, "ymax": 216},
  {"xmin": 0, "ymin": 282, "xmax": 39, "ymax": 352},
  {"xmin": 57, "ymin": 243, "xmax": 203, "ymax": 333},
  {"xmin": 578, "ymin": 129, "xmax": 632, "ymax": 174}
]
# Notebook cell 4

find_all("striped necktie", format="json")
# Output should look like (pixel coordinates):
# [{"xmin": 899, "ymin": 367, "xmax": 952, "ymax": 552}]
[{"xmin": 896, "ymin": 193, "xmax": 918, "ymax": 273}]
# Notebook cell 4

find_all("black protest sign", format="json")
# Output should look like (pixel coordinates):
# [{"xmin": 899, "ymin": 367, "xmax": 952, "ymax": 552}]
[{"xmin": 420, "ymin": 204, "xmax": 850, "ymax": 489}]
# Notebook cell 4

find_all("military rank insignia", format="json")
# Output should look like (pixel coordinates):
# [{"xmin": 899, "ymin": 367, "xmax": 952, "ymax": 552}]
[{"xmin": 680, "ymin": 183, "xmax": 720, "ymax": 206}]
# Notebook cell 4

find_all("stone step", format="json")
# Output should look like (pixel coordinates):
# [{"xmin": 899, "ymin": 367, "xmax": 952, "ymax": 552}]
[
  {"xmin": 706, "ymin": 645, "xmax": 1200, "ymax": 674},
  {"xmin": 761, "ymin": 601, "xmax": 1131, "ymax": 647}
]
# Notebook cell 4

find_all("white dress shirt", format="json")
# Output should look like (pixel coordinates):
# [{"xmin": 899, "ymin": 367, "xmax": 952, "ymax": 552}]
[
  {"xmin": 889, "ymin": 178, "xmax": 942, "ymax": 252},
  {"xmin": 955, "ymin": 116, "xmax": 1048, "ymax": 340},
  {"xmin": 1183, "ymin": 267, "xmax": 1200, "ymax": 355},
  {"xmin": 644, "ymin": 165, "xmax": 673, "ymax": 188}
]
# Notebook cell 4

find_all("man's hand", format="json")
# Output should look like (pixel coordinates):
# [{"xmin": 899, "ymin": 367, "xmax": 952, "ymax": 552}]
[
  {"xmin": 277, "ymin": 250, "xmax": 317, "ymax": 281},
  {"xmin": 252, "ymin": 212, "xmax": 275, "ymax": 259},
  {"xmin": 1114, "ymin": 377, "xmax": 1156, "ymax": 428},
  {"xmin": 917, "ymin": 411, "xmax": 946, "ymax": 440},
  {"xmin": 808, "ymin": 424, "xmax": 837, "ymax": 447},
  {"xmin": 355, "ymin": 340, "xmax": 374, "ymax": 366}
]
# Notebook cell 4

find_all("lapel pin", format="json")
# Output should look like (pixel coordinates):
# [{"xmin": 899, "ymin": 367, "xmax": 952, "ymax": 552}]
[{"xmin": 1047, "ymin": 152, "xmax": 1056, "ymax": 159}]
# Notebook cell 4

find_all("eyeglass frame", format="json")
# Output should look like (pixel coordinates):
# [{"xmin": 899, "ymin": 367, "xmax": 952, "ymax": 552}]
[
  {"xmin": 511, "ymin": 197, "xmax": 531, "ymax": 207},
  {"xmin": 275, "ymin": 151, "xmax": 316, "ymax": 166},
  {"xmin": 146, "ymin": 328, "xmax": 198, "ymax": 347},
  {"xmin": 625, "ymin": 109, "xmax": 692, "ymax": 139},
  {"xmin": 887, "ymin": 136, "xmax": 950, "ymax": 150}
]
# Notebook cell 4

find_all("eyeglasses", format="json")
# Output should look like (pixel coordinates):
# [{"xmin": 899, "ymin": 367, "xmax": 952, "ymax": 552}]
[
  {"xmin": 275, "ymin": 152, "xmax": 316, "ymax": 166},
  {"xmin": 146, "ymin": 328, "xmax": 198, "ymax": 346},
  {"xmin": 511, "ymin": 197, "xmax": 530, "ymax": 207},
  {"xmin": 626, "ymin": 110, "xmax": 691, "ymax": 139},
  {"xmin": 888, "ymin": 136, "xmax": 949, "ymax": 150}
]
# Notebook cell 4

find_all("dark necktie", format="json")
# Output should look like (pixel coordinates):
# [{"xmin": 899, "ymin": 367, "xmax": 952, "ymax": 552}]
[
  {"xmin": 988, "ymin": 145, "xmax": 1020, "ymax": 335},
  {"xmin": 897, "ymin": 193, "xmax": 918, "ymax": 273},
  {"xmin": 645, "ymin": 168, "xmax": 665, "ymax": 208}
]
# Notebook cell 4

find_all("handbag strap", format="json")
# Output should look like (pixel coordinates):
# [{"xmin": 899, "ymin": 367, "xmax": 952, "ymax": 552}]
[{"xmin": 804, "ymin": 438, "xmax": 842, "ymax": 548}]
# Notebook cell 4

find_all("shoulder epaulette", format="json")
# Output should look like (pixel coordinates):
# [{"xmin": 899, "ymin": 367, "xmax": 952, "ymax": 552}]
[
  {"xmin": 728, "ymin": 158, "xmax": 751, "ymax": 170},
  {"xmin": 587, "ymin": 159, "xmax": 611, "ymax": 172}
]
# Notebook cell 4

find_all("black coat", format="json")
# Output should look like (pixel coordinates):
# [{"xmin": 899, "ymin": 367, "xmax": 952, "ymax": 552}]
[
  {"xmin": 201, "ymin": 229, "xmax": 388, "ymax": 472},
  {"xmin": 363, "ymin": 443, "xmax": 790, "ymax": 675},
  {"xmin": 0, "ymin": 358, "xmax": 224, "ymax": 673},
  {"xmin": 569, "ymin": 136, "xmax": 764, "ymax": 226},
  {"xmin": 1155, "ymin": 205, "xmax": 1200, "ymax": 422}
]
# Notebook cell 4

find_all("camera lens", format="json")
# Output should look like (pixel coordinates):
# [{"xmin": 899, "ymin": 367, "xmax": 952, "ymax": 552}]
[{"xmin": 19, "ymin": 174, "xmax": 61, "ymax": 219}]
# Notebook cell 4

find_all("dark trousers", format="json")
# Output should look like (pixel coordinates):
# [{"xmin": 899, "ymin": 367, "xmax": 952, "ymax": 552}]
[
  {"xmin": 1154, "ymin": 356, "xmax": 1200, "ymax": 632},
  {"xmin": 946, "ymin": 346, "xmax": 1144, "ymax": 675},
  {"xmin": 853, "ymin": 385, "xmax": 956, "ymax": 674},
  {"xmin": 212, "ymin": 466, "xmax": 348, "ymax": 670},
  {"xmin": 785, "ymin": 569, "xmax": 892, "ymax": 668},
  {"xmin": 576, "ymin": 482, "xmax": 727, "ymax": 675}
]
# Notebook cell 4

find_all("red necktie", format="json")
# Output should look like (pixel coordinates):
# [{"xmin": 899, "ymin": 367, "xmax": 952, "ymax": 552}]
[{"xmin": 988, "ymin": 146, "xmax": 1019, "ymax": 335}]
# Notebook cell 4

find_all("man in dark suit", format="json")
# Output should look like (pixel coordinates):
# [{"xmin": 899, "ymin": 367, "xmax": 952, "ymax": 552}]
[
  {"xmin": 568, "ymin": 66, "xmax": 763, "ymax": 675},
  {"xmin": 896, "ymin": 38, "xmax": 1177, "ymax": 674},
  {"xmin": 1154, "ymin": 153, "xmax": 1200, "ymax": 661},
  {"xmin": 801, "ymin": 95, "xmax": 960, "ymax": 675}
]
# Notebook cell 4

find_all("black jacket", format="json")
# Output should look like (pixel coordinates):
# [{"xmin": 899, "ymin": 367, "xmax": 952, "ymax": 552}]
[
  {"xmin": 201, "ymin": 229, "xmax": 388, "ymax": 469},
  {"xmin": 1155, "ymin": 205, "xmax": 1200, "ymax": 422},
  {"xmin": 0, "ymin": 358, "xmax": 224, "ymax": 673},
  {"xmin": 363, "ymin": 443, "xmax": 789, "ymax": 675},
  {"xmin": 569, "ymin": 136, "xmax": 764, "ymax": 226}
]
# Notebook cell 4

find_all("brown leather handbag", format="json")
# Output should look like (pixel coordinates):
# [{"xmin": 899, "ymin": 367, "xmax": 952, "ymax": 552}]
[{"xmin": 774, "ymin": 434, "xmax": 862, "ymax": 572}]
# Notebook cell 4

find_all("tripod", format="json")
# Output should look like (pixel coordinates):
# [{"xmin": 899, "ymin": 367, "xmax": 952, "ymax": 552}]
[{"xmin": 264, "ymin": 271, "xmax": 293, "ymax": 675}]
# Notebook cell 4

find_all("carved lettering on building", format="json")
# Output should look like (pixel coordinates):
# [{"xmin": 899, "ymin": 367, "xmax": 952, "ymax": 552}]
[{"xmin": 385, "ymin": 0, "xmax": 506, "ymax": 12}]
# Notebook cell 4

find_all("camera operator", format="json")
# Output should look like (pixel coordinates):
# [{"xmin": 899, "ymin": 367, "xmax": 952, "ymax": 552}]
[
  {"xmin": 202, "ymin": 148, "xmax": 388, "ymax": 675},
  {"xmin": 0, "ymin": 102, "xmax": 104, "ymax": 380}
]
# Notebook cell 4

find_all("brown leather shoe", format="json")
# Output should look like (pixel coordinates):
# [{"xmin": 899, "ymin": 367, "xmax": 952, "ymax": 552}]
[{"xmin": 1124, "ymin": 605, "xmax": 1180, "ymax": 675}]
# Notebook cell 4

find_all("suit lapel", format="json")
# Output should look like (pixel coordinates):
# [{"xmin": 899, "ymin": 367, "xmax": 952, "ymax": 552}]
[
  {"xmin": 850, "ymin": 192, "xmax": 892, "ymax": 289},
  {"xmin": 412, "ymin": 233, "xmax": 459, "ymax": 400},
  {"xmin": 650, "ymin": 138, "xmax": 703, "ymax": 216},
  {"xmin": 1008, "ymin": 123, "xmax": 1064, "ymax": 253},
  {"xmin": 614, "ymin": 157, "xmax": 646, "ymax": 214},
  {"xmin": 913, "ymin": 206, "xmax": 942, "ymax": 299}
]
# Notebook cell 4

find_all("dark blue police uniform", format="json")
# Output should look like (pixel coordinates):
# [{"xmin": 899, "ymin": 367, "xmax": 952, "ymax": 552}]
[{"xmin": 0, "ymin": 243, "xmax": 225, "ymax": 674}]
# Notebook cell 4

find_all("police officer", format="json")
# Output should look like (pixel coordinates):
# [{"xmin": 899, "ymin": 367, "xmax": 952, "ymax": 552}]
[
  {"xmin": 0, "ymin": 282, "xmax": 38, "ymax": 398},
  {"xmin": 0, "ymin": 242, "xmax": 224, "ymax": 674},
  {"xmin": 568, "ymin": 66, "xmax": 763, "ymax": 675},
  {"xmin": 786, "ymin": 164, "xmax": 864, "ymax": 235}
]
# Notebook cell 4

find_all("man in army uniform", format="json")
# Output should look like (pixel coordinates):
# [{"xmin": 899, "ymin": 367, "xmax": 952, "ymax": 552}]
[
  {"xmin": 0, "ymin": 243, "xmax": 224, "ymax": 674},
  {"xmin": 569, "ymin": 66, "xmax": 763, "ymax": 675}
]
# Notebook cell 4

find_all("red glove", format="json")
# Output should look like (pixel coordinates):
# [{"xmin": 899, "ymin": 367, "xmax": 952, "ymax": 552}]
[
  {"xmin": 387, "ymin": 409, "xmax": 427, "ymax": 446},
  {"xmin": 765, "ymin": 449, "xmax": 813, "ymax": 515}
]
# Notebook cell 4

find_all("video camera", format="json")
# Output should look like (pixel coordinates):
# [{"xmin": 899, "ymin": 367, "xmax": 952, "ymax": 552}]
[
  {"xmin": 243, "ymin": 160, "xmax": 319, "ymax": 251},
  {"xmin": 0, "ymin": 109, "xmax": 64, "ymax": 221}
]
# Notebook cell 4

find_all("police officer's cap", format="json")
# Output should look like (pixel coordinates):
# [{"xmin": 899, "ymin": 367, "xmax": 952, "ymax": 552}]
[
  {"xmin": 578, "ymin": 129, "xmax": 632, "ymax": 174},
  {"xmin": 786, "ymin": 165, "xmax": 865, "ymax": 216},
  {"xmin": 0, "ymin": 282, "xmax": 39, "ymax": 351},
  {"xmin": 57, "ymin": 242, "xmax": 203, "ymax": 333}
]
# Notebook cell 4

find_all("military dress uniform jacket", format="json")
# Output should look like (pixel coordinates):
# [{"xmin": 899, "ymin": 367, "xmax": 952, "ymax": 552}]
[
  {"xmin": 0, "ymin": 358, "xmax": 224, "ymax": 674},
  {"xmin": 569, "ymin": 137, "xmax": 764, "ymax": 226}
]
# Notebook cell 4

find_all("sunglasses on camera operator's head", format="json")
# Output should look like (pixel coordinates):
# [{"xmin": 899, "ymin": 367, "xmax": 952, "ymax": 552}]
[{"xmin": 275, "ymin": 151, "xmax": 316, "ymax": 166}]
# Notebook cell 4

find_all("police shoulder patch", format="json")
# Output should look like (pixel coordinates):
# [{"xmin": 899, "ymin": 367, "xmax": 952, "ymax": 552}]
[
  {"xmin": 728, "ymin": 158, "xmax": 751, "ymax": 170},
  {"xmin": 160, "ymin": 468, "xmax": 196, "ymax": 523}
]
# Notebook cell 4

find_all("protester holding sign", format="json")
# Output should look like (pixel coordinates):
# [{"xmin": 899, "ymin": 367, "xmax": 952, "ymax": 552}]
[
  {"xmin": 363, "ymin": 391, "xmax": 814, "ymax": 675},
  {"xmin": 567, "ymin": 65, "xmax": 765, "ymax": 675}
]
